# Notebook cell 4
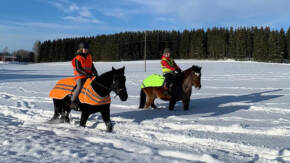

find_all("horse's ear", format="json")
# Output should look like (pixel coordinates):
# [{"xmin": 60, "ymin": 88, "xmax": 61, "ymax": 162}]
[
  {"xmin": 121, "ymin": 66, "xmax": 125, "ymax": 73},
  {"xmin": 112, "ymin": 67, "xmax": 116, "ymax": 71}
]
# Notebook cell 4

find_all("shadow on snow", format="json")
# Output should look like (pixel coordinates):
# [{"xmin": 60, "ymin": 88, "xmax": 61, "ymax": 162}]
[
  {"xmin": 112, "ymin": 89, "xmax": 283, "ymax": 123},
  {"xmin": 0, "ymin": 70, "xmax": 71, "ymax": 82}
]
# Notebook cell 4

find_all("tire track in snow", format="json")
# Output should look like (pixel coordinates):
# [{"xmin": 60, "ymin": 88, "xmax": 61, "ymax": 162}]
[
  {"xmin": 0, "ymin": 91, "xmax": 54, "ymax": 123},
  {"xmin": 0, "ymin": 92, "xmax": 51, "ymax": 104},
  {"xmin": 205, "ymin": 86, "xmax": 290, "ymax": 90},
  {"xmin": 38, "ymin": 122, "xmax": 222, "ymax": 162},
  {"xmin": 112, "ymin": 116, "xmax": 290, "ymax": 162},
  {"xmin": 249, "ymin": 106, "xmax": 290, "ymax": 114},
  {"xmin": 158, "ymin": 150, "xmax": 222, "ymax": 163},
  {"xmin": 160, "ymin": 122, "xmax": 290, "ymax": 137},
  {"xmin": 138, "ymin": 129, "xmax": 282, "ymax": 161},
  {"xmin": 34, "ymin": 124, "xmax": 185, "ymax": 162},
  {"xmin": 167, "ymin": 115, "xmax": 290, "ymax": 123}
]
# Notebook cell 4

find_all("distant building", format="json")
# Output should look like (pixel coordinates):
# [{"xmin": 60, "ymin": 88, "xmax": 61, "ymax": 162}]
[{"xmin": 0, "ymin": 52, "xmax": 16, "ymax": 62}]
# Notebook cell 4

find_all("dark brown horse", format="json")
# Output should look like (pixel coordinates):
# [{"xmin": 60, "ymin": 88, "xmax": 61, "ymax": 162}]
[{"xmin": 139, "ymin": 65, "xmax": 202, "ymax": 110}]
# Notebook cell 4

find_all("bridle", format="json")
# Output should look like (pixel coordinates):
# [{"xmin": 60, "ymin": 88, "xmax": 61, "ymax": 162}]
[
  {"xmin": 94, "ymin": 74, "xmax": 126, "ymax": 97},
  {"xmin": 190, "ymin": 68, "xmax": 201, "ymax": 89},
  {"xmin": 111, "ymin": 74, "xmax": 126, "ymax": 96}
]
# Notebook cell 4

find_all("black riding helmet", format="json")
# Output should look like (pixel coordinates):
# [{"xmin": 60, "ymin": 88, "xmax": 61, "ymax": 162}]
[{"xmin": 79, "ymin": 42, "xmax": 89, "ymax": 49}]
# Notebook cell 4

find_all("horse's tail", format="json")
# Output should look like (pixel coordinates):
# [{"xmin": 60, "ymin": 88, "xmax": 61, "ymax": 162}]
[{"xmin": 139, "ymin": 89, "xmax": 146, "ymax": 108}]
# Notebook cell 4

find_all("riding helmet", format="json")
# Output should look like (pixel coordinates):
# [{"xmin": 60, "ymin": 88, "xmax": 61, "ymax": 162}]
[{"xmin": 79, "ymin": 42, "xmax": 89, "ymax": 49}]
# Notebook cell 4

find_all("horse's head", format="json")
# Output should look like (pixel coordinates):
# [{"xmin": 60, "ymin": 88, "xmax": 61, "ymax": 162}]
[
  {"xmin": 111, "ymin": 66, "xmax": 128, "ymax": 101},
  {"xmin": 190, "ymin": 65, "xmax": 202, "ymax": 89},
  {"xmin": 182, "ymin": 65, "xmax": 202, "ymax": 90}
]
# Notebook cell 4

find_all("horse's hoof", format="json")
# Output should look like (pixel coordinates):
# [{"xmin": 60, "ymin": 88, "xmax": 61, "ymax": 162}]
[
  {"xmin": 106, "ymin": 122, "xmax": 113, "ymax": 132},
  {"xmin": 47, "ymin": 118, "xmax": 64, "ymax": 124},
  {"xmin": 72, "ymin": 107, "xmax": 80, "ymax": 111},
  {"xmin": 64, "ymin": 117, "xmax": 70, "ymax": 123}
]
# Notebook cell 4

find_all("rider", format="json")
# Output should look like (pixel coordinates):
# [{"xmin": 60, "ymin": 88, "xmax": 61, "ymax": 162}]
[
  {"xmin": 70, "ymin": 42, "xmax": 98, "ymax": 109},
  {"xmin": 160, "ymin": 48, "xmax": 181, "ymax": 93}
]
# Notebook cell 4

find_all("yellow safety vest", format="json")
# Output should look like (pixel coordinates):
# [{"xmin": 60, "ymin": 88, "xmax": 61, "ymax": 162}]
[{"xmin": 161, "ymin": 56, "xmax": 175, "ymax": 73}]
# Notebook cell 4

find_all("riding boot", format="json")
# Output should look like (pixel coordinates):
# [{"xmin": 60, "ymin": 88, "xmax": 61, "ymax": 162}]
[{"xmin": 163, "ymin": 83, "xmax": 171, "ymax": 96}]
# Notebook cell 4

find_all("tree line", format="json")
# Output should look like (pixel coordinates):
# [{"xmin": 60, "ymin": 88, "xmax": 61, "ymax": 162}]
[{"xmin": 38, "ymin": 26, "xmax": 290, "ymax": 63}]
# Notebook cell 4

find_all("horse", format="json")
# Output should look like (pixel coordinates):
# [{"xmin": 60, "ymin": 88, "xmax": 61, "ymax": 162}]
[
  {"xmin": 139, "ymin": 65, "xmax": 202, "ymax": 110},
  {"xmin": 48, "ymin": 67, "xmax": 128, "ymax": 132}
]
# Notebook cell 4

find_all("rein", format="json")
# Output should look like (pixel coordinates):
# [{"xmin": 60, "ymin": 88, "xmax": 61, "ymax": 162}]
[
  {"xmin": 93, "ymin": 74, "xmax": 125, "ymax": 98},
  {"xmin": 94, "ymin": 81, "xmax": 112, "ymax": 91}
]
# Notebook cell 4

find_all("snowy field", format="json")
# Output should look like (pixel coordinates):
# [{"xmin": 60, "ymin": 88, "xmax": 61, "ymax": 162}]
[{"xmin": 1, "ymin": 60, "xmax": 290, "ymax": 162}]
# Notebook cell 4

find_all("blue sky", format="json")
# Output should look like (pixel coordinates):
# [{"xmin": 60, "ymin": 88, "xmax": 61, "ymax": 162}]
[{"xmin": 1, "ymin": 0, "xmax": 290, "ymax": 52}]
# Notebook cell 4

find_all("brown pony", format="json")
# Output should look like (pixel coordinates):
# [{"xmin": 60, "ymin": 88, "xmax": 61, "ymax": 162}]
[{"xmin": 139, "ymin": 65, "xmax": 202, "ymax": 110}]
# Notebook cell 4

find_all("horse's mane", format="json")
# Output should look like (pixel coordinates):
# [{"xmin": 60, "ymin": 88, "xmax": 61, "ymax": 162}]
[
  {"xmin": 96, "ymin": 68, "xmax": 125, "ymax": 83},
  {"xmin": 98, "ymin": 70, "xmax": 113, "ymax": 80},
  {"xmin": 183, "ymin": 65, "xmax": 201, "ymax": 78},
  {"xmin": 191, "ymin": 65, "xmax": 201, "ymax": 73},
  {"xmin": 91, "ymin": 67, "xmax": 126, "ymax": 97}
]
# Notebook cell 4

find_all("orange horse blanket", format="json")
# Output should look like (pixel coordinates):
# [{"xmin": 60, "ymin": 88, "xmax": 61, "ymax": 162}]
[{"xmin": 49, "ymin": 77, "xmax": 111, "ymax": 105}]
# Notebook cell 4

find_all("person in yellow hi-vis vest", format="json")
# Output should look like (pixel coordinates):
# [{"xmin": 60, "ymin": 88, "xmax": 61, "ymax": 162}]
[
  {"xmin": 71, "ymin": 42, "xmax": 98, "ymax": 109},
  {"xmin": 160, "ymin": 48, "xmax": 181, "ymax": 94}
]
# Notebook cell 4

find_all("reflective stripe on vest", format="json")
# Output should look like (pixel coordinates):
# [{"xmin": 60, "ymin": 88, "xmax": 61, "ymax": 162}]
[
  {"xmin": 78, "ymin": 78, "xmax": 111, "ymax": 105},
  {"xmin": 49, "ymin": 77, "xmax": 76, "ymax": 99},
  {"xmin": 161, "ymin": 57, "xmax": 175, "ymax": 73}
]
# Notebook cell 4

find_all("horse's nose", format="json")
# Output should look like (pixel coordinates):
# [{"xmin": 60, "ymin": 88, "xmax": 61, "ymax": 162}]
[{"xmin": 120, "ymin": 92, "xmax": 128, "ymax": 101}]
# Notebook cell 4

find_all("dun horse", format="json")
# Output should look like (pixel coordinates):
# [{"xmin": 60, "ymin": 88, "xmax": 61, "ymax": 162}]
[
  {"xmin": 139, "ymin": 65, "xmax": 201, "ymax": 110},
  {"xmin": 48, "ymin": 67, "xmax": 128, "ymax": 132}
]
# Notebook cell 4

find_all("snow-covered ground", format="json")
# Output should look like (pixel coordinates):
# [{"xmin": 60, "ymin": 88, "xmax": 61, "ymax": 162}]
[{"xmin": 1, "ymin": 60, "xmax": 290, "ymax": 162}]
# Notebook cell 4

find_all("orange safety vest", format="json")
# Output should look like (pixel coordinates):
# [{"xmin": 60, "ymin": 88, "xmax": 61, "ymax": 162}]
[
  {"xmin": 72, "ymin": 54, "xmax": 93, "ymax": 79},
  {"xmin": 49, "ymin": 77, "xmax": 111, "ymax": 106}
]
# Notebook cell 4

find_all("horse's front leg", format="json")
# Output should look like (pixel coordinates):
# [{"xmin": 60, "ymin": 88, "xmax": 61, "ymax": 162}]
[
  {"xmin": 59, "ymin": 100, "xmax": 71, "ymax": 123},
  {"xmin": 51, "ymin": 99, "xmax": 61, "ymax": 119},
  {"xmin": 169, "ymin": 99, "xmax": 177, "ymax": 110},
  {"xmin": 48, "ymin": 99, "xmax": 63, "ymax": 123},
  {"xmin": 182, "ymin": 98, "xmax": 190, "ymax": 110},
  {"xmin": 80, "ymin": 110, "xmax": 90, "ymax": 127},
  {"xmin": 145, "ymin": 96, "xmax": 154, "ymax": 109},
  {"xmin": 100, "ymin": 105, "xmax": 113, "ymax": 132}
]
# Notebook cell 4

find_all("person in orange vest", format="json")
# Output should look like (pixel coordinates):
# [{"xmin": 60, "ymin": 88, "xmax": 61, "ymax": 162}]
[
  {"xmin": 161, "ymin": 48, "xmax": 181, "ymax": 93},
  {"xmin": 70, "ymin": 42, "xmax": 98, "ymax": 109}
]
